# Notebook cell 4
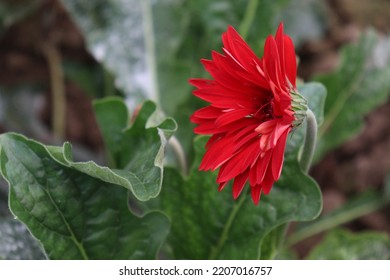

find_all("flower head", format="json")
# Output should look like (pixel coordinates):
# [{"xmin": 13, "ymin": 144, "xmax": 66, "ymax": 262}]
[{"xmin": 190, "ymin": 23, "xmax": 302, "ymax": 205}]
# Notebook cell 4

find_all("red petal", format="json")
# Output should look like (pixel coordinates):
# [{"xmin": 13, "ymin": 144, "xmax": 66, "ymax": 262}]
[
  {"xmin": 215, "ymin": 108, "xmax": 253, "ymax": 127},
  {"xmin": 274, "ymin": 22, "xmax": 297, "ymax": 88},
  {"xmin": 251, "ymin": 150, "xmax": 272, "ymax": 185},
  {"xmin": 218, "ymin": 181, "xmax": 228, "ymax": 191},
  {"xmin": 263, "ymin": 35, "xmax": 282, "ymax": 89},
  {"xmin": 222, "ymin": 26, "xmax": 262, "ymax": 71},
  {"xmin": 217, "ymin": 139, "xmax": 260, "ymax": 182},
  {"xmin": 222, "ymin": 48, "xmax": 270, "ymax": 90},
  {"xmin": 251, "ymin": 185, "xmax": 262, "ymax": 205},
  {"xmin": 269, "ymin": 122, "xmax": 290, "ymax": 147},
  {"xmin": 200, "ymin": 136, "xmax": 235, "ymax": 170},
  {"xmin": 191, "ymin": 106, "xmax": 222, "ymax": 125},
  {"xmin": 271, "ymin": 128, "xmax": 290, "ymax": 180},
  {"xmin": 232, "ymin": 169, "xmax": 249, "ymax": 199},
  {"xmin": 262, "ymin": 168, "xmax": 275, "ymax": 195},
  {"xmin": 283, "ymin": 36, "xmax": 297, "ymax": 87}
]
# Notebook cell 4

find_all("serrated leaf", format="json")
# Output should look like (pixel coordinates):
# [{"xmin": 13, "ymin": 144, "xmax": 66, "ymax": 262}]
[
  {"xmin": 315, "ymin": 31, "xmax": 390, "ymax": 160},
  {"xmin": 0, "ymin": 218, "xmax": 46, "ymax": 260},
  {"xmin": 149, "ymin": 136, "xmax": 321, "ymax": 260},
  {"xmin": 93, "ymin": 98, "xmax": 176, "ymax": 200},
  {"xmin": 0, "ymin": 133, "xmax": 169, "ymax": 259},
  {"xmin": 307, "ymin": 229, "xmax": 390, "ymax": 260}
]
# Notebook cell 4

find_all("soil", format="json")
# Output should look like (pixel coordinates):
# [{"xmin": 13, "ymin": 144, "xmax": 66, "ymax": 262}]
[{"xmin": 0, "ymin": 0, "xmax": 389, "ymax": 259}]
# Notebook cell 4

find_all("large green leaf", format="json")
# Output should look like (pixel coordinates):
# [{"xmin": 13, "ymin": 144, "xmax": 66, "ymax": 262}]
[
  {"xmin": 315, "ymin": 31, "xmax": 390, "ymax": 160},
  {"xmin": 61, "ymin": 0, "xmax": 190, "ymax": 111},
  {"xmin": 61, "ymin": 0, "xmax": 151, "ymax": 103},
  {"xmin": 0, "ymin": 218, "xmax": 46, "ymax": 260},
  {"xmin": 0, "ymin": 133, "xmax": 169, "ymax": 259},
  {"xmin": 149, "ymin": 135, "xmax": 321, "ymax": 260},
  {"xmin": 307, "ymin": 229, "xmax": 390, "ymax": 260},
  {"xmin": 93, "ymin": 98, "xmax": 177, "ymax": 200}
]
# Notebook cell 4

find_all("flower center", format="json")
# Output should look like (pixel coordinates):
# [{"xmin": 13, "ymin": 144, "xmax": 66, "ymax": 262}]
[{"xmin": 253, "ymin": 99, "xmax": 279, "ymax": 123}]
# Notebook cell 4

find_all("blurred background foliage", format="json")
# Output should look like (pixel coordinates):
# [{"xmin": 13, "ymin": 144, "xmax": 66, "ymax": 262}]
[{"xmin": 0, "ymin": 0, "xmax": 390, "ymax": 259}]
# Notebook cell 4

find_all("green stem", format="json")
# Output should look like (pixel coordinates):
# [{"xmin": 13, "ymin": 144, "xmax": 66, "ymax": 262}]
[
  {"xmin": 142, "ymin": 0, "xmax": 159, "ymax": 103},
  {"xmin": 44, "ymin": 43, "xmax": 66, "ymax": 140},
  {"xmin": 287, "ymin": 195, "xmax": 390, "ymax": 246},
  {"xmin": 169, "ymin": 136, "xmax": 188, "ymax": 175},
  {"xmin": 299, "ymin": 109, "xmax": 317, "ymax": 173},
  {"xmin": 209, "ymin": 191, "xmax": 247, "ymax": 260},
  {"xmin": 239, "ymin": 0, "xmax": 259, "ymax": 40}
]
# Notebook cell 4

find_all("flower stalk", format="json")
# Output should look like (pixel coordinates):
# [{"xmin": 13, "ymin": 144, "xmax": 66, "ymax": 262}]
[
  {"xmin": 169, "ymin": 136, "xmax": 188, "ymax": 175},
  {"xmin": 299, "ymin": 109, "xmax": 317, "ymax": 173},
  {"xmin": 43, "ymin": 43, "xmax": 66, "ymax": 140}
]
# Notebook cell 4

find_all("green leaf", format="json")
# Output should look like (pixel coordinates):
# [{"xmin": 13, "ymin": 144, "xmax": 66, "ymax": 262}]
[
  {"xmin": 60, "ymin": 0, "xmax": 150, "ymax": 103},
  {"xmin": 149, "ymin": 136, "xmax": 321, "ymax": 260},
  {"xmin": 61, "ymin": 0, "xmax": 191, "ymax": 112},
  {"xmin": 0, "ymin": 133, "xmax": 169, "ymax": 259},
  {"xmin": 307, "ymin": 229, "xmax": 390, "ymax": 260},
  {"xmin": 0, "ymin": 218, "xmax": 46, "ymax": 260},
  {"xmin": 259, "ymin": 224, "xmax": 288, "ymax": 260},
  {"xmin": 93, "ymin": 98, "xmax": 177, "ymax": 200},
  {"xmin": 63, "ymin": 61, "xmax": 121, "ymax": 98},
  {"xmin": 315, "ymin": 31, "xmax": 390, "ymax": 160},
  {"xmin": 300, "ymin": 82, "xmax": 327, "ymax": 126}
]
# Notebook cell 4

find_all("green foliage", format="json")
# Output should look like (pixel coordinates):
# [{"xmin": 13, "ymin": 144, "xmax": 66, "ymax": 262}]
[
  {"xmin": 61, "ymin": 0, "xmax": 291, "ymax": 133},
  {"xmin": 4, "ymin": 0, "xmax": 388, "ymax": 262},
  {"xmin": 259, "ymin": 225, "xmax": 288, "ymax": 260},
  {"xmin": 315, "ymin": 31, "xmax": 390, "ymax": 161},
  {"xmin": 61, "ymin": 0, "xmax": 190, "ymax": 110},
  {"xmin": 0, "ymin": 133, "xmax": 169, "ymax": 259},
  {"xmin": 308, "ymin": 229, "xmax": 390, "ymax": 260},
  {"xmin": 148, "ymin": 135, "xmax": 321, "ymax": 260},
  {"xmin": 287, "ymin": 188, "xmax": 390, "ymax": 246},
  {"xmin": 141, "ymin": 81, "xmax": 325, "ymax": 260},
  {"xmin": 93, "ymin": 98, "xmax": 176, "ymax": 200},
  {"xmin": 63, "ymin": 62, "xmax": 120, "ymax": 98}
]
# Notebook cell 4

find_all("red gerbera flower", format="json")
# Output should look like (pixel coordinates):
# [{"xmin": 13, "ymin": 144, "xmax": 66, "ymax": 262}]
[{"xmin": 190, "ymin": 23, "xmax": 303, "ymax": 205}]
